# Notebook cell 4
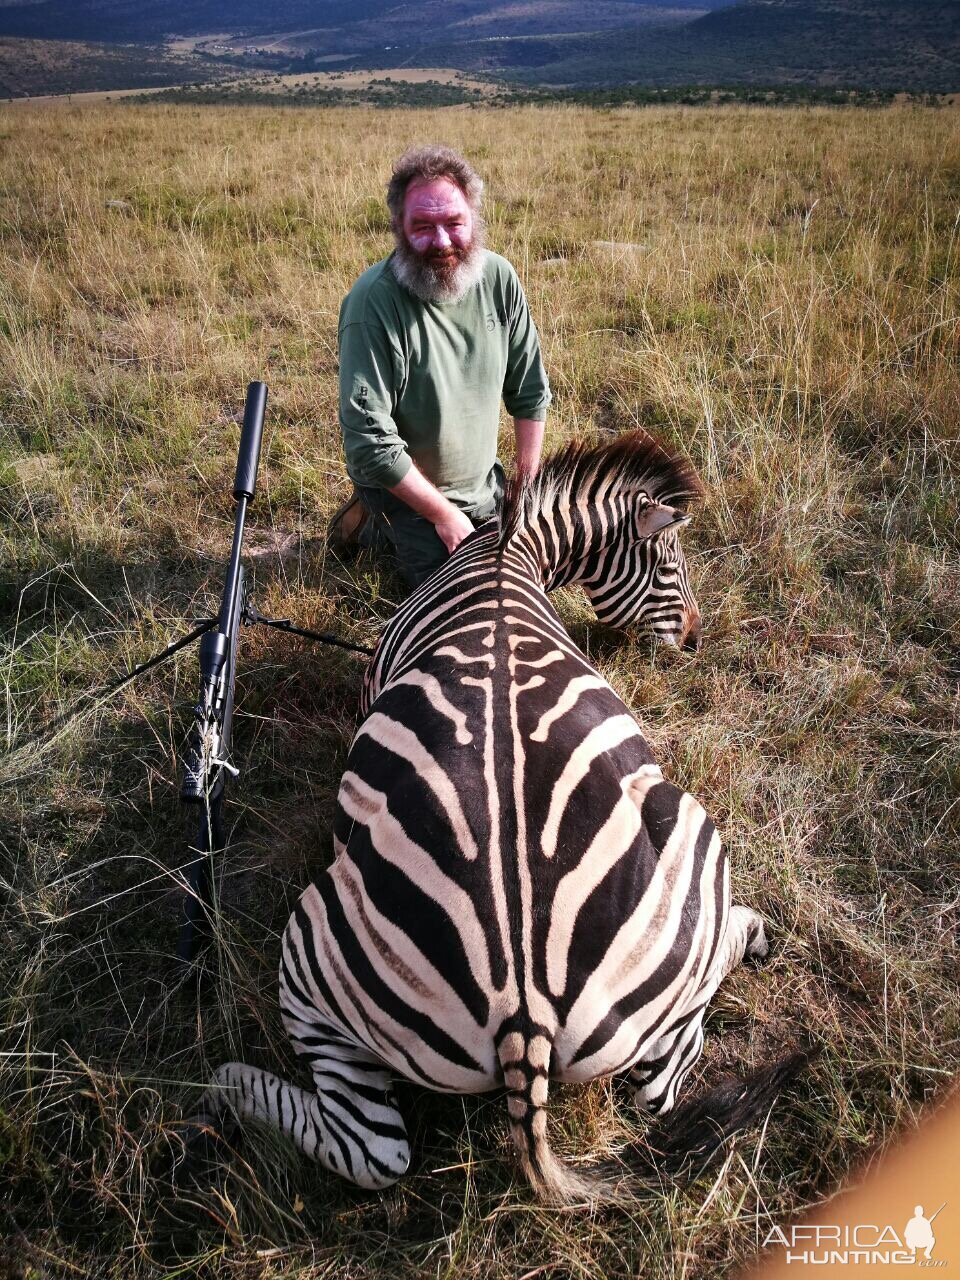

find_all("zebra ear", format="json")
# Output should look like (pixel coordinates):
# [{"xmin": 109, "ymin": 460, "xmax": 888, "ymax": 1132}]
[{"xmin": 635, "ymin": 501, "xmax": 691, "ymax": 539}]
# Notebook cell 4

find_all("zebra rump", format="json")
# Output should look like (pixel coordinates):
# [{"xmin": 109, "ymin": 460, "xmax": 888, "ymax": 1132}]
[{"xmin": 195, "ymin": 428, "xmax": 804, "ymax": 1205}]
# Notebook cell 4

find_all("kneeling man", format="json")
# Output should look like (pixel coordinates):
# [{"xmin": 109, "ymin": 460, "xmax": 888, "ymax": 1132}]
[{"xmin": 331, "ymin": 145, "xmax": 551, "ymax": 589}]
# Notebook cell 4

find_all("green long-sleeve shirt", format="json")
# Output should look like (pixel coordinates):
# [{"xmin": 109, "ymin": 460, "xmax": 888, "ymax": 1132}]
[{"xmin": 337, "ymin": 249, "xmax": 551, "ymax": 510}]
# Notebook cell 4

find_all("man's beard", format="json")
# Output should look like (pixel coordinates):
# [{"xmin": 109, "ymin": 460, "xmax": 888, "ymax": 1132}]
[{"xmin": 390, "ymin": 219, "xmax": 487, "ymax": 303}]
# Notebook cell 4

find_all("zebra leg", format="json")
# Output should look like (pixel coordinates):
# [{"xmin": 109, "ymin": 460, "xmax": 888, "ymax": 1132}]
[
  {"xmin": 196, "ymin": 1031, "xmax": 410, "ymax": 1191},
  {"xmin": 627, "ymin": 908, "xmax": 768, "ymax": 1114},
  {"xmin": 290, "ymin": 1014, "xmax": 412, "ymax": 1190},
  {"xmin": 628, "ymin": 1006, "xmax": 707, "ymax": 1115},
  {"xmin": 716, "ymin": 904, "xmax": 769, "ymax": 975}
]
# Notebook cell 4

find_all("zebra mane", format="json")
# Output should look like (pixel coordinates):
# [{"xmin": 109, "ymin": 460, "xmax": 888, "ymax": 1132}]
[{"xmin": 498, "ymin": 428, "xmax": 705, "ymax": 551}]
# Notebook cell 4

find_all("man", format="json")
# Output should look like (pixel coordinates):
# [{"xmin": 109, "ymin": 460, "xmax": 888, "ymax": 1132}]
[{"xmin": 329, "ymin": 145, "xmax": 551, "ymax": 589}]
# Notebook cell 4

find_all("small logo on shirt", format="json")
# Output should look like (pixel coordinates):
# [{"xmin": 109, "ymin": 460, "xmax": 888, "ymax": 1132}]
[
  {"xmin": 485, "ymin": 310, "xmax": 507, "ymax": 332},
  {"xmin": 357, "ymin": 384, "xmax": 374, "ymax": 423}
]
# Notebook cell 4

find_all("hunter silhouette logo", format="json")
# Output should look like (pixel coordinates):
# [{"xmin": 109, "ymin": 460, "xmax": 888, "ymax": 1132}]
[
  {"xmin": 762, "ymin": 1203, "xmax": 947, "ymax": 1266},
  {"xmin": 904, "ymin": 1205, "xmax": 943, "ymax": 1261}
]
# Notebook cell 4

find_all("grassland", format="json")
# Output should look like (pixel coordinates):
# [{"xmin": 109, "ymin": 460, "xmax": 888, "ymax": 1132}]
[{"xmin": 1, "ymin": 101, "xmax": 958, "ymax": 1279}]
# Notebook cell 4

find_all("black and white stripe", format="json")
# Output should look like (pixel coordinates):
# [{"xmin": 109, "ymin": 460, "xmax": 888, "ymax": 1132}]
[{"xmin": 197, "ymin": 430, "xmax": 770, "ymax": 1202}]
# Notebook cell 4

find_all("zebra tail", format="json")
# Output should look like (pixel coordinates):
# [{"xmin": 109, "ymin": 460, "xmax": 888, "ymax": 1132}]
[
  {"xmin": 498, "ymin": 1030, "xmax": 625, "ymax": 1206},
  {"xmin": 636, "ymin": 1046, "xmax": 817, "ymax": 1180},
  {"xmin": 498, "ymin": 1040, "xmax": 813, "ymax": 1205}
]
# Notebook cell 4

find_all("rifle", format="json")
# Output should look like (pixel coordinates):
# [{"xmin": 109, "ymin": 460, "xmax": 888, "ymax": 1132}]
[
  {"xmin": 174, "ymin": 382, "xmax": 375, "ymax": 964},
  {"xmin": 178, "ymin": 381, "xmax": 267, "ymax": 962}
]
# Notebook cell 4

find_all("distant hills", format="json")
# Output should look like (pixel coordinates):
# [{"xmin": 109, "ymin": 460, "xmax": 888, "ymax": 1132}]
[
  {"xmin": 493, "ymin": 0, "xmax": 960, "ymax": 90},
  {"xmin": 0, "ymin": 37, "xmax": 223, "ymax": 97},
  {"xmin": 0, "ymin": 0, "xmax": 956, "ymax": 98},
  {"xmin": 0, "ymin": 0, "xmax": 732, "ymax": 46}
]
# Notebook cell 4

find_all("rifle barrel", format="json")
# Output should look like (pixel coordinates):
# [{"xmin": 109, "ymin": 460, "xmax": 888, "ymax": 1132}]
[{"xmin": 218, "ymin": 380, "xmax": 267, "ymax": 640}]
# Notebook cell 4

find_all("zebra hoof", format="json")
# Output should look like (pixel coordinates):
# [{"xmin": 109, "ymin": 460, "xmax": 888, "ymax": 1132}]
[
  {"xmin": 633, "ymin": 1087, "xmax": 669, "ymax": 1116},
  {"xmin": 745, "ymin": 919, "xmax": 770, "ymax": 962},
  {"xmin": 174, "ymin": 1111, "xmax": 242, "ymax": 1186}
]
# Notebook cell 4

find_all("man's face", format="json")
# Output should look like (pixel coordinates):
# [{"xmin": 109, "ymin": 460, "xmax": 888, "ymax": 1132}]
[{"xmin": 400, "ymin": 177, "xmax": 474, "ymax": 284}]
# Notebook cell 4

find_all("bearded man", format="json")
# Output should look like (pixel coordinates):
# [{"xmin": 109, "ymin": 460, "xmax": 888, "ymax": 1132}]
[{"xmin": 329, "ymin": 145, "xmax": 552, "ymax": 589}]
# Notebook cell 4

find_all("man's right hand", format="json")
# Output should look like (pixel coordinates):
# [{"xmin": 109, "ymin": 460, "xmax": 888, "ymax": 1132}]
[{"xmin": 434, "ymin": 506, "xmax": 475, "ymax": 555}]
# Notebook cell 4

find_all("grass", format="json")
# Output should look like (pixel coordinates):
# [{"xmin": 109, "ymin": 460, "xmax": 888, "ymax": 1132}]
[{"xmin": 0, "ymin": 100, "xmax": 958, "ymax": 1278}]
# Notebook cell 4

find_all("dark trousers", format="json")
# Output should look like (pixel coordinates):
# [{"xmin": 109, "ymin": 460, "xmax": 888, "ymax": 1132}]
[{"xmin": 357, "ymin": 463, "xmax": 504, "ymax": 590}]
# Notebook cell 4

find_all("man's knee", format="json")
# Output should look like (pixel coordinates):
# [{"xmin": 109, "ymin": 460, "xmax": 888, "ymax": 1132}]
[{"xmin": 355, "ymin": 487, "xmax": 394, "ymax": 552}]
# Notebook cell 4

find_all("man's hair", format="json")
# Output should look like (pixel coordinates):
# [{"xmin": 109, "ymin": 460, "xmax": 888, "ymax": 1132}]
[{"xmin": 386, "ymin": 146, "xmax": 484, "ymax": 228}]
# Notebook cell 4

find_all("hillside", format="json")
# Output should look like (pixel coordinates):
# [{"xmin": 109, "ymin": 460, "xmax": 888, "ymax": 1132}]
[
  {"xmin": 0, "ymin": 36, "xmax": 226, "ymax": 97},
  {"xmin": 0, "ymin": 0, "xmax": 730, "ymax": 45},
  {"xmin": 347, "ymin": 0, "xmax": 960, "ymax": 91},
  {"xmin": 0, "ymin": 0, "xmax": 955, "ymax": 95},
  {"xmin": 494, "ymin": 0, "xmax": 960, "ymax": 90}
]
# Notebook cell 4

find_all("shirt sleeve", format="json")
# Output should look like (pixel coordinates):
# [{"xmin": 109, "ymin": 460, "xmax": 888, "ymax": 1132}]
[
  {"xmin": 338, "ymin": 316, "xmax": 412, "ymax": 489},
  {"xmin": 502, "ymin": 275, "xmax": 551, "ymax": 422}
]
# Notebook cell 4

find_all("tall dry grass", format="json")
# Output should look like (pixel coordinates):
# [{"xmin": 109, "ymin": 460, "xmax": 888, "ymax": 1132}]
[{"xmin": 1, "ymin": 101, "xmax": 958, "ymax": 1279}]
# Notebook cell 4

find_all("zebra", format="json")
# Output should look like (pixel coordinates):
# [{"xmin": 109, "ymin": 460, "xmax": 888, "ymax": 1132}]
[{"xmin": 194, "ymin": 429, "xmax": 799, "ymax": 1204}]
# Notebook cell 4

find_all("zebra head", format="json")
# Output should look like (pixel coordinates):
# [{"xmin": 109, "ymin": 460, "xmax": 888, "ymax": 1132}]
[
  {"xmin": 581, "ymin": 507, "xmax": 701, "ymax": 648},
  {"xmin": 500, "ymin": 429, "xmax": 704, "ymax": 648}
]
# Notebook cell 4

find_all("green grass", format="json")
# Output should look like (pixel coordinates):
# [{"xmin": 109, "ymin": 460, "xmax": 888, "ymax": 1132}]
[{"xmin": 0, "ymin": 100, "xmax": 958, "ymax": 1278}]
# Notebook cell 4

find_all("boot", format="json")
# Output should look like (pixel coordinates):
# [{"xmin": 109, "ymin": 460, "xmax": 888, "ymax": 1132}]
[{"xmin": 327, "ymin": 489, "xmax": 368, "ymax": 549}]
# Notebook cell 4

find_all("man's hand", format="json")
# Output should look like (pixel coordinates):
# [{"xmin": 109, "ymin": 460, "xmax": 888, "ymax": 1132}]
[
  {"xmin": 434, "ymin": 506, "xmax": 475, "ymax": 555},
  {"xmin": 389, "ymin": 465, "xmax": 474, "ymax": 554}
]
